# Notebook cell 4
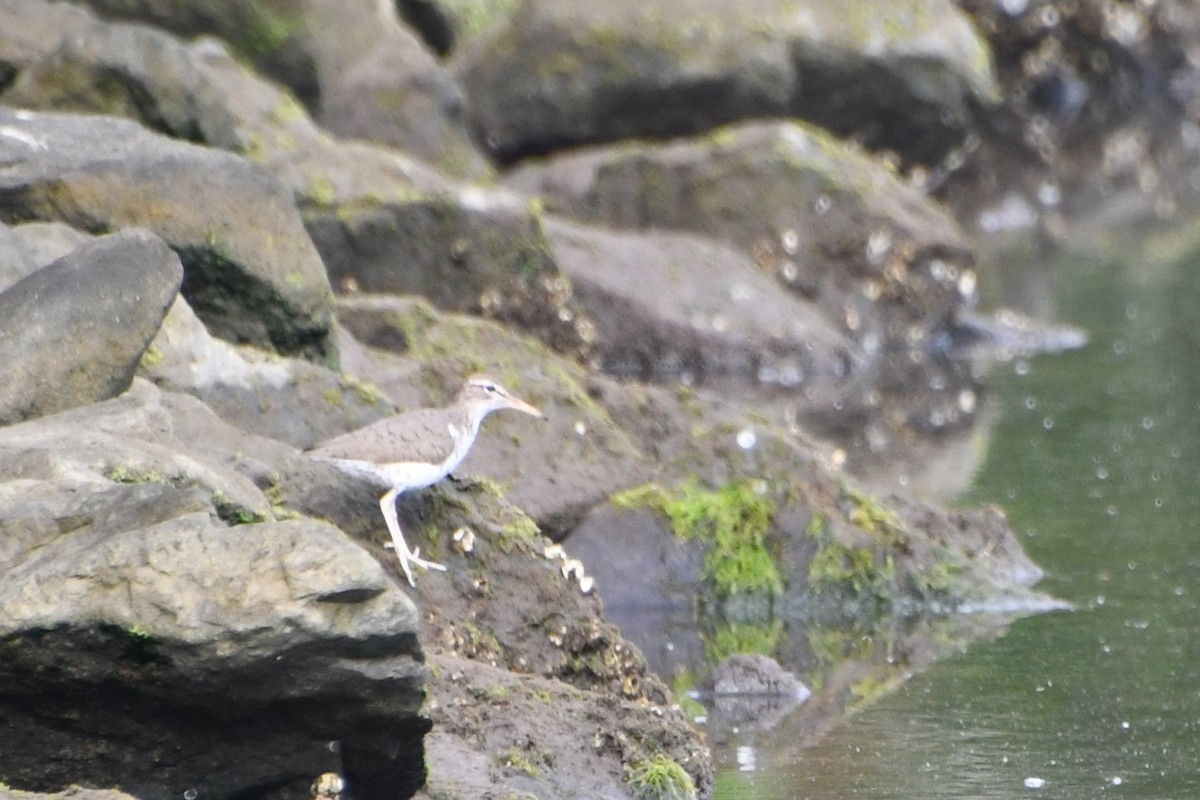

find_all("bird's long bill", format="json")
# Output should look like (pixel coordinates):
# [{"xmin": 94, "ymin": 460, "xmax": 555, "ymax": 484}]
[{"xmin": 505, "ymin": 396, "xmax": 544, "ymax": 418}]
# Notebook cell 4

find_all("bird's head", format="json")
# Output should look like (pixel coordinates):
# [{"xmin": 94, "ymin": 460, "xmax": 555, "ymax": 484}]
[{"xmin": 458, "ymin": 375, "xmax": 544, "ymax": 421}]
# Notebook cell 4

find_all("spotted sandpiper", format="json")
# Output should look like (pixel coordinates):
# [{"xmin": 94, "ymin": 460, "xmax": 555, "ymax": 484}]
[{"xmin": 306, "ymin": 375, "xmax": 543, "ymax": 586}]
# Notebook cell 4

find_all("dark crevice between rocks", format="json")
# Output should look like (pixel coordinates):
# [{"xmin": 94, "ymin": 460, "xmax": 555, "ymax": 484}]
[{"xmin": 177, "ymin": 245, "xmax": 335, "ymax": 365}]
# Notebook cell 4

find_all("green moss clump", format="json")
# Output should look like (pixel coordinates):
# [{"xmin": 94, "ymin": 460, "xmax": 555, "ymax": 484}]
[
  {"xmin": 806, "ymin": 506, "xmax": 897, "ymax": 603},
  {"xmin": 495, "ymin": 748, "xmax": 540, "ymax": 777},
  {"xmin": 138, "ymin": 345, "xmax": 164, "ymax": 369},
  {"xmin": 625, "ymin": 754, "xmax": 697, "ymax": 800},
  {"xmin": 321, "ymin": 386, "xmax": 342, "ymax": 408},
  {"xmin": 470, "ymin": 683, "xmax": 510, "ymax": 703},
  {"xmin": 212, "ymin": 489, "xmax": 267, "ymax": 526},
  {"xmin": 339, "ymin": 374, "xmax": 389, "ymax": 407},
  {"xmin": 843, "ymin": 486, "xmax": 903, "ymax": 546},
  {"xmin": 305, "ymin": 174, "xmax": 336, "ymax": 207},
  {"xmin": 125, "ymin": 624, "xmax": 154, "ymax": 643},
  {"xmin": 104, "ymin": 465, "xmax": 168, "ymax": 485},
  {"xmin": 613, "ymin": 480, "xmax": 782, "ymax": 599}
]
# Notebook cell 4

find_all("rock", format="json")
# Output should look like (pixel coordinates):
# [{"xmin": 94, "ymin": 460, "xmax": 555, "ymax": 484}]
[
  {"xmin": 694, "ymin": 653, "xmax": 812, "ymax": 734},
  {"xmin": 0, "ymin": 107, "xmax": 336, "ymax": 362},
  {"xmin": 563, "ymin": 378, "xmax": 1052, "ymax": 619},
  {"xmin": 0, "ymin": 10, "xmax": 577, "ymax": 354},
  {"xmin": 0, "ymin": 787, "xmax": 136, "ymax": 800},
  {"xmin": 454, "ymin": 0, "xmax": 997, "ymax": 164},
  {"xmin": 164, "ymin": 40, "xmax": 591, "ymax": 356},
  {"xmin": 301, "ymin": 168, "xmax": 590, "ymax": 358},
  {"xmin": 543, "ymin": 216, "xmax": 853, "ymax": 393},
  {"xmin": 0, "ymin": 0, "xmax": 95, "ymax": 79},
  {"xmin": 0, "ymin": 229, "xmax": 181, "ymax": 426},
  {"xmin": 69, "ymin": 0, "xmax": 321, "ymax": 104},
  {"xmin": 1, "ymin": 17, "xmax": 227, "ymax": 145},
  {"xmin": 385, "ymin": 478, "xmax": 711, "ymax": 800},
  {"xmin": 704, "ymin": 653, "xmax": 810, "ymax": 698},
  {"xmin": 420, "ymin": 655, "xmax": 709, "ymax": 800},
  {"xmin": 0, "ymin": 221, "xmax": 92, "ymax": 290},
  {"xmin": 331, "ymin": 295, "xmax": 652, "ymax": 536},
  {"xmin": 67, "ymin": 0, "xmax": 487, "ymax": 176},
  {"xmin": 0, "ymin": 379, "xmax": 427, "ymax": 798},
  {"xmin": 565, "ymin": 503, "xmax": 705, "ymax": 610},
  {"xmin": 139, "ymin": 296, "xmax": 391, "ymax": 448},
  {"xmin": 507, "ymin": 120, "xmax": 976, "ymax": 350},
  {"xmin": 509, "ymin": 122, "xmax": 988, "ymax": 464},
  {"xmin": 309, "ymin": 7, "xmax": 489, "ymax": 179},
  {"xmin": 0, "ymin": 18, "xmax": 322, "ymax": 161}
]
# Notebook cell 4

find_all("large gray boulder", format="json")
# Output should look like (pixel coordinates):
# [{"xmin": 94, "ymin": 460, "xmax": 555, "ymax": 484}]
[
  {"xmin": 507, "ymin": 120, "xmax": 976, "ymax": 351},
  {"xmin": 56, "ymin": 0, "xmax": 486, "ymax": 176},
  {"xmin": 0, "ymin": 17, "xmax": 225, "ymax": 144},
  {"xmin": 455, "ymin": 0, "xmax": 997, "ymax": 163},
  {"xmin": 0, "ymin": 379, "xmax": 427, "ymax": 798},
  {"xmin": 0, "ymin": 229, "xmax": 181, "ymax": 426},
  {"xmin": 0, "ymin": 107, "xmax": 336, "ymax": 362},
  {"xmin": 543, "ymin": 216, "xmax": 852, "ymax": 393}
]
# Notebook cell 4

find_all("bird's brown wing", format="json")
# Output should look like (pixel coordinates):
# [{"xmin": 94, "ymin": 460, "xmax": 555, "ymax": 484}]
[{"xmin": 306, "ymin": 408, "xmax": 460, "ymax": 465}]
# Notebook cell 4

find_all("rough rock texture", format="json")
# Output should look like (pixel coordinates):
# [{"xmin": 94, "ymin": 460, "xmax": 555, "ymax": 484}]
[
  {"xmin": 507, "ymin": 120, "xmax": 976, "ymax": 349},
  {"xmin": 0, "ymin": 229, "xmax": 182, "ymax": 426},
  {"xmin": 68, "ymin": 0, "xmax": 486, "ymax": 176},
  {"xmin": 384, "ymin": 477, "xmax": 713, "ymax": 800},
  {"xmin": 705, "ymin": 653, "xmax": 809, "ymax": 697},
  {"xmin": 454, "ymin": 0, "xmax": 997, "ymax": 164},
  {"xmin": 566, "ymin": 378, "xmax": 1049, "ymax": 618},
  {"xmin": 302, "ymin": 182, "xmax": 590, "ymax": 358},
  {"xmin": 507, "ymin": 122, "xmax": 987, "ymax": 465},
  {"xmin": 0, "ymin": 10, "xmax": 583, "ymax": 357},
  {"xmin": 1, "ymin": 17, "xmax": 228, "ymax": 144},
  {"xmin": 0, "ymin": 0, "xmax": 1095, "ymax": 796},
  {"xmin": 941, "ymin": 0, "xmax": 1200, "ymax": 237},
  {"xmin": 309, "ymin": 4, "xmax": 488, "ymax": 178},
  {"xmin": 419, "ymin": 655, "xmax": 707, "ymax": 800},
  {"xmin": 0, "ymin": 380, "xmax": 428, "ymax": 799},
  {"xmin": 544, "ymin": 216, "xmax": 853, "ymax": 392},
  {"xmin": 0, "ymin": 108, "xmax": 336, "ymax": 361}
]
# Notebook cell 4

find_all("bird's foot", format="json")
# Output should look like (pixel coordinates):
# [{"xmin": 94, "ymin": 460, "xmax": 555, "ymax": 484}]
[{"xmin": 394, "ymin": 545, "xmax": 446, "ymax": 587}]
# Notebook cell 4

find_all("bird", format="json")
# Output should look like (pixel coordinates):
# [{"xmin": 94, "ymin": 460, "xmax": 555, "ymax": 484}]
[{"xmin": 306, "ymin": 375, "xmax": 543, "ymax": 586}]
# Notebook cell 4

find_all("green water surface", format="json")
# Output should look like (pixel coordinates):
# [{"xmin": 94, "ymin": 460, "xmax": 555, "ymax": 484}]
[{"xmin": 716, "ymin": 242, "xmax": 1200, "ymax": 798}]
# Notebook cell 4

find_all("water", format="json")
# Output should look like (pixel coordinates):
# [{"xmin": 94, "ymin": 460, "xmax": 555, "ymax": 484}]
[{"xmin": 696, "ymin": 235, "xmax": 1200, "ymax": 798}]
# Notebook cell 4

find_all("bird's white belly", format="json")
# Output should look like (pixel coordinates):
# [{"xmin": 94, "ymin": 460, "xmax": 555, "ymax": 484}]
[{"xmin": 318, "ymin": 457, "xmax": 452, "ymax": 492}]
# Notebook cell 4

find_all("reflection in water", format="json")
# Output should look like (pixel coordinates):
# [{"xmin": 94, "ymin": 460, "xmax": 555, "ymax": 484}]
[
  {"xmin": 613, "ymin": 235, "xmax": 1200, "ymax": 798},
  {"xmin": 763, "ymin": 243, "xmax": 1200, "ymax": 798}
]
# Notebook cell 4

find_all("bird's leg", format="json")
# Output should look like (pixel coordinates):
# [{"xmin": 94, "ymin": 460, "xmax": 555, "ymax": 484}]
[{"xmin": 379, "ymin": 488, "xmax": 447, "ymax": 587}]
